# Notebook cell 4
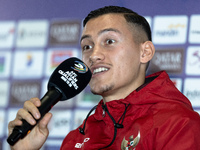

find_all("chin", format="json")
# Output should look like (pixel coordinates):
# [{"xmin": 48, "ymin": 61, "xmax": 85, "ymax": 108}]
[{"xmin": 90, "ymin": 84, "xmax": 114, "ymax": 96}]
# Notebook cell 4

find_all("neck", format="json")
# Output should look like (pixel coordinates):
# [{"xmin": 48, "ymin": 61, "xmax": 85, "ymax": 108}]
[{"xmin": 102, "ymin": 78, "xmax": 145, "ymax": 103}]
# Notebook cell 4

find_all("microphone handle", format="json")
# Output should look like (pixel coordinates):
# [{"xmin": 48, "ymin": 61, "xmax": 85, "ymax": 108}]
[{"xmin": 7, "ymin": 88, "xmax": 62, "ymax": 146}]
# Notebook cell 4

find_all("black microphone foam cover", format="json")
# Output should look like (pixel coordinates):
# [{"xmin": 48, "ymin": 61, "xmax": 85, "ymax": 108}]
[{"xmin": 48, "ymin": 57, "xmax": 92, "ymax": 100}]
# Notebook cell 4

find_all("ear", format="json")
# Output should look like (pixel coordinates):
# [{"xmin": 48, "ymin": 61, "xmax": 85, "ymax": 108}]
[{"xmin": 140, "ymin": 41, "xmax": 155, "ymax": 63}]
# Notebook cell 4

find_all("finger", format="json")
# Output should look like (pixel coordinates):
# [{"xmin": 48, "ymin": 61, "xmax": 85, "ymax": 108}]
[
  {"xmin": 8, "ymin": 119, "xmax": 22, "ymax": 128},
  {"xmin": 38, "ymin": 113, "xmax": 52, "ymax": 136},
  {"xmin": 17, "ymin": 108, "xmax": 36, "ymax": 125},
  {"xmin": 8, "ymin": 119, "xmax": 22, "ymax": 135},
  {"xmin": 29, "ymin": 97, "xmax": 41, "ymax": 107},
  {"xmin": 23, "ymin": 100, "xmax": 41, "ymax": 120}
]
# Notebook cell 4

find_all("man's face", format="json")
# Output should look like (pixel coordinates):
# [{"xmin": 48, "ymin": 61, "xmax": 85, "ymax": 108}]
[{"xmin": 81, "ymin": 14, "xmax": 144, "ymax": 102}]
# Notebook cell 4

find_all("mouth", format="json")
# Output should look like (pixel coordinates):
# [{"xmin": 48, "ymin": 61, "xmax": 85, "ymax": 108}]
[{"xmin": 92, "ymin": 67, "xmax": 109, "ymax": 75}]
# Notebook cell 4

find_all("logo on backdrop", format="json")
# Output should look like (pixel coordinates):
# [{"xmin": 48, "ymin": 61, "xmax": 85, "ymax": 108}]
[
  {"xmin": 0, "ymin": 56, "xmax": 5, "ymax": 73},
  {"xmin": 186, "ymin": 46, "xmax": 200, "ymax": 75},
  {"xmin": 189, "ymin": 15, "xmax": 200, "ymax": 44},
  {"xmin": 149, "ymin": 49, "xmax": 184, "ymax": 74},
  {"xmin": 45, "ymin": 49, "xmax": 78, "ymax": 76},
  {"xmin": 0, "ymin": 81, "xmax": 9, "ymax": 107},
  {"xmin": 50, "ymin": 50, "xmax": 73, "ymax": 69},
  {"xmin": 152, "ymin": 15, "xmax": 188, "ymax": 44},
  {"xmin": 49, "ymin": 20, "xmax": 81, "ymax": 45},
  {"xmin": 16, "ymin": 20, "xmax": 48, "ymax": 47},
  {"xmin": 0, "ymin": 52, "xmax": 12, "ymax": 77},
  {"xmin": 183, "ymin": 78, "xmax": 200, "ymax": 107},
  {"xmin": 10, "ymin": 80, "xmax": 41, "ymax": 106},
  {"xmin": 12, "ymin": 50, "xmax": 44, "ymax": 78},
  {"xmin": 0, "ymin": 110, "xmax": 5, "ymax": 137},
  {"xmin": 0, "ymin": 21, "xmax": 15, "ymax": 48},
  {"xmin": 48, "ymin": 110, "xmax": 71, "ymax": 137}
]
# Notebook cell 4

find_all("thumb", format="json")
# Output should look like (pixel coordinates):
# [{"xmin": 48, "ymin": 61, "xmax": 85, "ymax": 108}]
[{"xmin": 38, "ymin": 112, "xmax": 52, "ymax": 136}]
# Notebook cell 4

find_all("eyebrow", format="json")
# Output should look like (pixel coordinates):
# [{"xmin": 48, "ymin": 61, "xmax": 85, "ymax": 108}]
[{"xmin": 80, "ymin": 28, "xmax": 121, "ymax": 43}]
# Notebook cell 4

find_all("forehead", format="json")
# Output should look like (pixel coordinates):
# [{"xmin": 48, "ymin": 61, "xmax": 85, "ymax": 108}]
[{"xmin": 82, "ymin": 14, "xmax": 130, "ymax": 35}]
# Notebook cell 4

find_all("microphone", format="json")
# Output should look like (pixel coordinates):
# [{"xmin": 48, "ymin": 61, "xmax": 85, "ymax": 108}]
[{"xmin": 7, "ymin": 57, "xmax": 92, "ymax": 146}]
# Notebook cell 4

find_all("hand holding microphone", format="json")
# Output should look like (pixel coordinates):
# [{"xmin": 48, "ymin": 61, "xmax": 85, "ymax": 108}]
[{"xmin": 7, "ymin": 57, "xmax": 91, "ymax": 148}]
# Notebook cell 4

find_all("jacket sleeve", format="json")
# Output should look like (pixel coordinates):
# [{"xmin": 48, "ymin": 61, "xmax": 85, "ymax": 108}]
[
  {"xmin": 155, "ymin": 111, "xmax": 200, "ymax": 150},
  {"xmin": 60, "ymin": 128, "xmax": 82, "ymax": 150}
]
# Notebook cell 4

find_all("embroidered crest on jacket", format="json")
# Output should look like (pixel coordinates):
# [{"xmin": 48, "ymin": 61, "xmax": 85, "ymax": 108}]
[{"xmin": 121, "ymin": 131, "xmax": 140, "ymax": 150}]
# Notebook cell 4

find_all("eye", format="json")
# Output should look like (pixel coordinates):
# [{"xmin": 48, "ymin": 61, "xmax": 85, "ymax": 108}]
[
  {"xmin": 105, "ymin": 39, "xmax": 115, "ymax": 45},
  {"xmin": 82, "ymin": 45, "xmax": 92, "ymax": 51}
]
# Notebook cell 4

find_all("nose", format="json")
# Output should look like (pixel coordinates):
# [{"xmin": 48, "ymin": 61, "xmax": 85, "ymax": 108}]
[{"xmin": 89, "ymin": 45, "xmax": 105, "ymax": 65}]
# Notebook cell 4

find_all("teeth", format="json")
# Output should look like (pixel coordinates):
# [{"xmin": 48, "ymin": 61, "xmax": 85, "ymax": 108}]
[{"xmin": 93, "ymin": 67, "xmax": 108, "ymax": 74}]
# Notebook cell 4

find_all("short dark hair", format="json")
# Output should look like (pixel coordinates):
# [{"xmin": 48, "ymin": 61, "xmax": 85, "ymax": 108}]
[{"xmin": 83, "ymin": 6, "xmax": 152, "ymax": 42}]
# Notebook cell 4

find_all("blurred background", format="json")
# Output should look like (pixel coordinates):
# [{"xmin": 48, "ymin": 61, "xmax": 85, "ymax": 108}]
[{"xmin": 0, "ymin": 0, "xmax": 200, "ymax": 149}]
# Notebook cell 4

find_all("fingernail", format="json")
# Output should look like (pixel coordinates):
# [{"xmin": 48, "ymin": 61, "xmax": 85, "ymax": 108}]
[
  {"xmin": 35, "ymin": 113, "xmax": 40, "ymax": 119},
  {"xmin": 31, "ymin": 119, "xmax": 36, "ymax": 124}
]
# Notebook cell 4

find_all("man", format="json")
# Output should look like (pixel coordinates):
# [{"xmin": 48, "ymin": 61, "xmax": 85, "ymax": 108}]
[{"xmin": 8, "ymin": 6, "xmax": 200, "ymax": 150}]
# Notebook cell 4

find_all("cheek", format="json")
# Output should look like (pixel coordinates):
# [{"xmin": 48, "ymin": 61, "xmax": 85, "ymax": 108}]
[
  {"xmin": 82, "ymin": 54, "xmax": 90, "ymax": 66},
  {"xmin": 110, "ymin": 50, "xmax": 131, "ymax": 74},
  {"xmin": 114, "ymin": 53, "xmax": 140, "ymax": 78}
]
